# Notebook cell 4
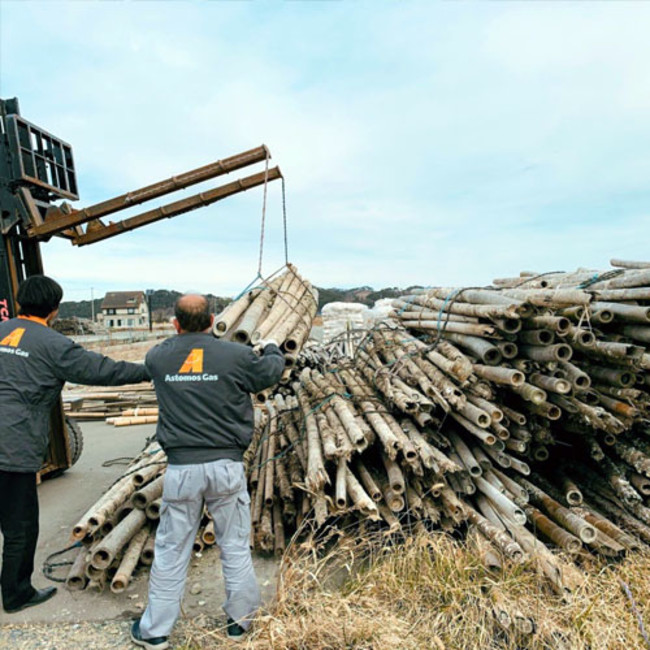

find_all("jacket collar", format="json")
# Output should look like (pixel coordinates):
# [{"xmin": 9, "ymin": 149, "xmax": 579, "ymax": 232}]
[{"xmin": 18, "ymin": 315, "xmax": 49, "ymax": 327}]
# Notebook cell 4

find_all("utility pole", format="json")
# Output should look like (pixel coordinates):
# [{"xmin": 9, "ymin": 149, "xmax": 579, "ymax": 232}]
[
  {"xmin": 146, "ymin": 289, "xmax": 153, "ymax": 332},
  {"xmin": 91, "ymin": 287, "xmax": 95, "ymax": 322}
]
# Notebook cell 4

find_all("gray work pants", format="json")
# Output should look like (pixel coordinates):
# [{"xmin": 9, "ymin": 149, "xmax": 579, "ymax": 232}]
[{"xmin": 139, "ymin": 459, "xmax": 260, "ymax": 638}]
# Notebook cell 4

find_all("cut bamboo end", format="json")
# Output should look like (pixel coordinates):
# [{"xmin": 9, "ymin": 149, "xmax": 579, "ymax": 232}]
[
  {"xmin": 565, "ymin": 490, "xmax": 583, "ymax": 507},
  {"xmin": 66, "ymin": 575, "xmax": 88, "ymax": 591},
  {"xmin": 72, "ymin": 525, "xmax": 88, "ymax": 540},
  {"xmin": 91, "ymin": 549, "xmax": 112, "ymax": 570}
]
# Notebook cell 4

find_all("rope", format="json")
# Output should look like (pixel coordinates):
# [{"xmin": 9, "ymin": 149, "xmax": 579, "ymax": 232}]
[
  {"xmin": 578, "ymin": 268, "xmax": 625, "ymax": 289},
  {"xmin": 252, "ymin": 391, "xmax": 345, "ymax": 471},
  {"xmin": 619, "ymin": 578, "xmax": 650, "ymax": 648},
  {"xmin": 103, "ymin": 438, "xmax": 165, "ymax": 492},
  {"xmin": 378, "ymin": 286, "xmax": 481, "ymax": 381},
  {"xmin": 257, "ymin": 151, "xmax": 270, "ymax": 277},
  {"xmin": 109, "ymin": 460, "xmax": 167, "ymax": 484},
  {"xmin": 436, "ymin": 288, "xmax": 462, "ymax": 333},
  {"xmin": 225, "ymin": 159, "xmax": 294, "ymax": 317},
  {"xmin": 101, "ymin": 457, "xmax": 133, "ymax": 467},
  {"xmin": 42, "ymin": 542, "xmax": 83, "ymax": 583},
  {"xmin": 282, "ymin": 176, "xmax": 289, "ymax": 266}
]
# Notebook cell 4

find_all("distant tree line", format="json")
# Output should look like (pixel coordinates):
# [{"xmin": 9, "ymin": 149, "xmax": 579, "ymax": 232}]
[{"xmin": 57, "ymin": 286, "xmax": 421, "ymax": 321}]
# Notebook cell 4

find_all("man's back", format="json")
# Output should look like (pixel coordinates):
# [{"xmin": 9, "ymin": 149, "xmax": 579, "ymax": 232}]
[
  {"xmin": 136, "ymin": 293, "xmax": 279, "ymax": 646},
  {"xmin": 146, "ymin": 333, "xmax": 284, "ymax": 465},
  {"xmin": 0, "ymin": 316, "xmax": 147, "ymax": 472}
]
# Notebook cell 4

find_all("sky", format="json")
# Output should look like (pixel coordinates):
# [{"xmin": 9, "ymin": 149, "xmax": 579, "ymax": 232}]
[{"xmin": 1, "ymin": 0, "xmax": 649, "ymax": 302}]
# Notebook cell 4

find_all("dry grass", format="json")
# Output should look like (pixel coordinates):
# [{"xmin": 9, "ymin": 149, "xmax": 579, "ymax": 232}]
[{"xmin": 175, "ymin": 526, "xmax": 650, "ymax": 650}]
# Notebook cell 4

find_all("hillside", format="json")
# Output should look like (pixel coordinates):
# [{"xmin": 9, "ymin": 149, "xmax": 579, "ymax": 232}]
[
  {"xmin": 57, "ymin": 290, "xmax": 230, "ymax": 322},
  {"xmin": 57, "ymin": 285, "xmax": 419, "ymax": 321}
]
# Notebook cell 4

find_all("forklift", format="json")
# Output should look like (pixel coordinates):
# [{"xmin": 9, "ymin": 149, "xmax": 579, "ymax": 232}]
[{"xmin": 0, "ymin": 97, "xmax": 282, "ymax": 479}]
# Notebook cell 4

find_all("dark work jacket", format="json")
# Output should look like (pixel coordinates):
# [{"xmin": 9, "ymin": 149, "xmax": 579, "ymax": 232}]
[
  {"xmin": 145, "ymin": 333, "xmax": 284, "ymax": 465},
  {"xmin": 0, "ymin": 316, "xmax": 150, "ymax": 473}
]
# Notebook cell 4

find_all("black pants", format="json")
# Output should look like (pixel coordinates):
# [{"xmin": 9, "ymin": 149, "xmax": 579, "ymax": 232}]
[{"xmin": 0, "ymin": 470, "xmax": 38, "ymax": 611}]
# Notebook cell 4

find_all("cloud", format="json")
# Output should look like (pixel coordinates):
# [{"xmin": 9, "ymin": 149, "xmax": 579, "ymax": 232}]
[{"xmin": 2, "ymin": 2, "xmax": 649, "ymax": 302}]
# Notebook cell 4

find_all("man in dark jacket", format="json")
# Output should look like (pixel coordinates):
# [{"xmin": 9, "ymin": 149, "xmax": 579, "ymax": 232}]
[
  {"xmin": 131, "ymin": 294, "xmax": 284, "ymax": 650},
  {"xmin": 0, "ymin": 275, "xmax": 150, "ymax": 614}
]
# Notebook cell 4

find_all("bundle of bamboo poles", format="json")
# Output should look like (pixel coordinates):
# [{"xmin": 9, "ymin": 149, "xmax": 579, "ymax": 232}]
[
  {"xmin": 106, "ymin": 408, "xmax": 159, "ymax": 427},
  {"xmin": 63, "ymin": 385, "xmax": 158, "ymax": 424},
  {"xmin": 212, "ymin": 263, "xmax": 319, "ymax": 368},
  {"xmin": 243, "ymin": 260, "xmax": 650, "ymax": 597},
  {"xmin": 65, "ymin": 442, "xmax": 167, "ymax": 593}
]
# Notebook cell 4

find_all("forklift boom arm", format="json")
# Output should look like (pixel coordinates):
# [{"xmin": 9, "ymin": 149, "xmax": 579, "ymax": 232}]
[{"xmin": 28, "ymin": 145, "xmax": 281, "ymax": 242}]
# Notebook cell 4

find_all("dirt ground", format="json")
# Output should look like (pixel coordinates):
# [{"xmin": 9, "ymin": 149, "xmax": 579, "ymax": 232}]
[
  {"xmin": 83, "ymin": 336, "xmax": 168, "ymax": 363},
  {"xmin": 0, "ymin": 420, "xmax": 279, "ymax": 647}
]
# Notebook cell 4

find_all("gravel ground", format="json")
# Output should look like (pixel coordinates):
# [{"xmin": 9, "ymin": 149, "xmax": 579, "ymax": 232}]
[
  {"xmin": 0, "ymin": 620, "xmax": 136, "ymax": 649},
  {"xmin": 0, "ymin": 615, "xmax": 237, "ymax": 649}
]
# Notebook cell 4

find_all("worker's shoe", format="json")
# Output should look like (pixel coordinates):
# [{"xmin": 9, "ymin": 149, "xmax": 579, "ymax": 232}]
[
  {"xmin": 4, "ymin": 586, "xmax": 57, "ymax": 613},
  {"xmin": 130, "ymin": 619, "xmax": 169, "ymax": 650},
  {"xmin": 226, "ymin": 618, "xmax": 247, "ymax": 642}
]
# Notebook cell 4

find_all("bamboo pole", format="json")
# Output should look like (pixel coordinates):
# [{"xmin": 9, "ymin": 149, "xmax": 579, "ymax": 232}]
[
  {"xmin": 65, "ymin": 548, "xmax": 89, "ymax": 591},
  {"xmin": 110, "ymin": 528, "xmax": 149, "ymax": 593},
  {"xmin": 91, "ymin": 509, "xmax": 147, "ymax": 570}
]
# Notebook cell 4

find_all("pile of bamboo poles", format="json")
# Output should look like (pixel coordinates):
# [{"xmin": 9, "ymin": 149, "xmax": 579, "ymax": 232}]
[
  {"xmin": 63, "ymin": 385, "xmax": 158, "ymax": 426},
  {"xmin": 64, "ymin": 439, "xmax": 219, "ymax": 592},
  {"xmin": 61, "ymin": 262, "xmax": 320, "ymax": 590},
  {"xmin": 244, "ymin": 260, "xmax": 650, "ymax": 597},
  {"xmin": 65, "ymin": 442, "xmax": 167, "ymax": 593},
  {"xmin": 65, "ymin": 259, "xmax": 650, "ymax": 600},
  {"xmin": 212, "ymin": 263, "xmax": 319, "ymax": 369}
]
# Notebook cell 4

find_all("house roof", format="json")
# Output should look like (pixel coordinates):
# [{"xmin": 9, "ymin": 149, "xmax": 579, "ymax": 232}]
[{"xmin": 101, "ymin": 291, "xmax": 146, "ymax": 310}]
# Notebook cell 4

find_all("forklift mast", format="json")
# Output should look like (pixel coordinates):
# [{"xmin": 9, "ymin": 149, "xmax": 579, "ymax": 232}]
[
  {"xmin": 0, "ymin": 97, "xmax": 75, "ymax": 318},
  {"xmin": 0, "ymin": 97, "xmax": 282, "ymax": 477}
]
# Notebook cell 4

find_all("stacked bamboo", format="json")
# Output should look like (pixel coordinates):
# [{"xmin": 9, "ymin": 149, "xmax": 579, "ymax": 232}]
[
  {"xmin": 65, "ymin": 447, "xmax": 217, "ymax": 592},
  {"xmin": 66, "ymin": 259, "xmax": 650, "ymax": 601},
  {"xmin": 63, "ymin": 385, "xmax": 158, "ymax": 426},
  {"xmin": 244, "ymin": 261, "xmax": 650, "ymax": 597},
  {"xmin": 63, "ymin": 266, "xmax": 320, "ymax": 590},
  {"xmin": 212, "ymin": 263, "xmax": 319, "ymax": 368},
  {"xmin": 65, "ymin": 442, "xmax": 167, "ymax": 593}
]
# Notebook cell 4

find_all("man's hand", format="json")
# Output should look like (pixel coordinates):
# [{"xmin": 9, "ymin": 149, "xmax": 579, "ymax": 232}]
[
  {"xmin": 253, "ymin": 338, "xmax": 281, "ymax": 355},
  {"xmin": 257, "ymin": 338, "xmax": 280, "ymax": 349}
]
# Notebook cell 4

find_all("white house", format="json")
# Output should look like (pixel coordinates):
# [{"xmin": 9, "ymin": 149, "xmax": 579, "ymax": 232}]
[{"xmin": 98, "ymin": 291, "xmax": 149, "ymax": 329}]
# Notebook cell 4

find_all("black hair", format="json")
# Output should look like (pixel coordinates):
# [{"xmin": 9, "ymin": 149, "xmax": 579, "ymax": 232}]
[
  {"xmin": 17, "ymin": 275, "xmax": 63, "ymax": 319},
  {"xmin": 174, "ymin": 295, "xmax": 211, "ymax": 332}
]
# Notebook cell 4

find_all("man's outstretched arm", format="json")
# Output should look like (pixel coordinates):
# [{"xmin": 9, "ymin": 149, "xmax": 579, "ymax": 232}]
[{"xmin": 53, "ymin": 340, "xmax": 150, "ymax": 386}]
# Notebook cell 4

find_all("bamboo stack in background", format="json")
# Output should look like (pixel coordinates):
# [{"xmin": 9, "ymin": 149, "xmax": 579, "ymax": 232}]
[
  {"xmin": 243, "ymin": 260, "xmax": 650, "ymax": 597},
  {"xmin": 66, "ymin": 260, "xmax": 650, "ymax": 600},
  {"xmin": 63, "ymin": 386, "xmax": 158, "ymax": 424}
]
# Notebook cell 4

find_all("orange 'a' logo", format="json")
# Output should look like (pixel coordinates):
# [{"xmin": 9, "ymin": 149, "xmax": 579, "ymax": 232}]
[
  {"xmin": 179, "ymin": 348, "xmax": 204, "ymax": 374},
  {"xmin": 0, "ymin": 328, "xmax": 25, "ymax": 348}
]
